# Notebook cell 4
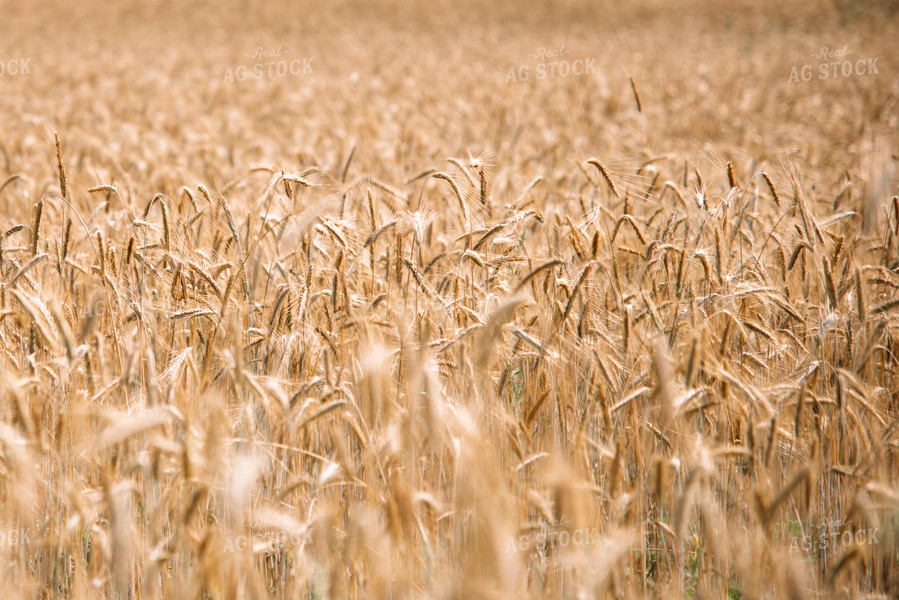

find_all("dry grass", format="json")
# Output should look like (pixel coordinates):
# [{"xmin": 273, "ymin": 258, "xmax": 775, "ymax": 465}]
[{"xmin": 0, "ymin": 0, "xmax": 897, "ymax": 598}]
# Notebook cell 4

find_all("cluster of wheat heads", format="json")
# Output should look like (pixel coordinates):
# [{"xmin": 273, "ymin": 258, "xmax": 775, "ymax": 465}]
[{"xmin": 0, "ymin": 126, "xmax": 896, "ymax": 599}]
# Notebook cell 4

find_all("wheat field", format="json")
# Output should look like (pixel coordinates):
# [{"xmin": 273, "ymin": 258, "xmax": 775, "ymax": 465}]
[{"xmin": 0, "ymin": 0, "xmax": 897, "ymax": 597}]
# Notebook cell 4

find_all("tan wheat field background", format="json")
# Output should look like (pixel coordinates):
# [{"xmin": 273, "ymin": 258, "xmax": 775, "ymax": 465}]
[{"xmin": 0, "ymin": 0, "xmax": 897, "ymax": 597}]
